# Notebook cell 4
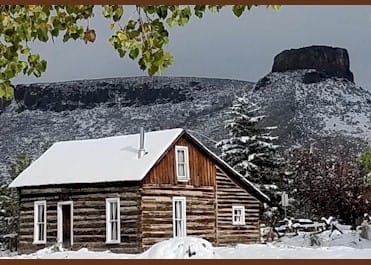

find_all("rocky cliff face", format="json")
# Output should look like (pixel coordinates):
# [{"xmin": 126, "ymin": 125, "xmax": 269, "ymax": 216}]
[
  {"xmin": 13, "ymin": 78, "xmax": 189, "ymax": 112},
  {"xmin": 272, "ymin": 46, "xmax": 354, "ymax": 83}
]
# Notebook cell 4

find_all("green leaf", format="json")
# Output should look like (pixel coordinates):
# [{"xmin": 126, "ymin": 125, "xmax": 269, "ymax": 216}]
[
  {"xmin": 5, "ymin": 86, "xmax": 14, "ymax": 99},
  {"xmin": 63, "ymin": 33, "xmax": 70, "ymax": 42},
  {"xmin": 50, "ymin": 28, "xmax": 59, "ymax": 37},
  {"xmin": 166, "ymin": 17, "xmax": 177, "ymax": 27},
  {"xmin": 39, "ymin": 60, "xmax": 47, "ymax": 72},
  {"xmin": 194, "ymin": 5, "xmax": 206, "ymax": 18},
  {"xmin": 157, "ymin": 6, "xmax": 168, "ymax": 19},
  {"xmin": 37, "ymin": 27, "xmax": 49, "ymax": 42},
  {"xmin": 117, "ymin": 32, "xmax": 127, "ymax": 41},
  {"xmin": 117, "ymin": 48, "xmax": 126, "ymax": 58},
  {"xmin": 126, "ymin": 20, "xmax": 137, "ymax": 30},
  {"xmin": 113, "ymin": 6, "xmax": 124, "ymax": 22},
  {"xmin": 129, "ymin": 48, "xmax": 139, "ymax": 60},
  {"xmin": 232, "ymin": 5, "xmax": 246, "ymax": 17},
  {"xmin": 33, "ymin": 68, "xmax": 42, "ymax": 78},
  {"xmin": 21, "ymin": 48, "xmax": 30, "ymax": 55},
  {"xmin": 102, "ymin": 5, "xmax": 113, "ymax": 18},
  {"xmin": 148, "ymin": 64, "xmax": 159, "ymax": 76}
]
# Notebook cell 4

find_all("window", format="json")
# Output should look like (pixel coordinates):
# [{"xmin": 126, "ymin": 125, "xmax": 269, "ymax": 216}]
[
  {"xmin": 34, "ymin": 201, "xmax": 46, "ymax": 244},
  {"xmin": 106, "ymin": 198, "xmax": 120, "ymax": 243},
  {"xmin": 173, "ymin": 197, "xmax": 186, "ymax": 237},
  {"xmin": 175, "ymin": 146, "xmax": 190, "ymax": 181},
  {"xmin": 232, "ymin": 206, "xmax": 245, "ymax": 225}
]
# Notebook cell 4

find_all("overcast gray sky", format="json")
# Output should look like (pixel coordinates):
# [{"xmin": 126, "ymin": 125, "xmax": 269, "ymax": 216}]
[{"xmin": 14, "ymin": 5, "xmax": 371, "ymax": 91}]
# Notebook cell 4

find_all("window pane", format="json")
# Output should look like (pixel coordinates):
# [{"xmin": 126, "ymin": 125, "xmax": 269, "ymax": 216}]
[
  {"xmin": 177, "ymin": 150, "xmax": 185, "ymax": 162},
  {"xmin": 38, "ymin": 205, "xmax": 44, "ymax": 223},
  {"xmin": 175, "ymin": 201, "xmax": 180, "ymax": 219},
  {"xmin": 177, "ymin": 220, "xmax": 182, "ymax": 237},
  {"xmin": 175, "ymin": 220, "xmax": 179, "ymax": 237},
  {"xmin": 111, "ymin": 221, "xmax": 118, "ymax": 240},
  {"xmin": 110, "ymin": 202, "xmax": 117, "ymax": 220},
  {"xmin": 38, "ymin": 223, "xmax": 44, "ymax": 241},
  {"xmin": 178, "ymin": 164, "xmax": 185, "ymax": 177},
  {"xmin": 178, "ymin": 201, "xmax": 183, "ymax": 219}
]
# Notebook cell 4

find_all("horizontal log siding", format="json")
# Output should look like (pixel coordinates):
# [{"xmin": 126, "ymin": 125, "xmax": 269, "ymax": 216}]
[
  {"xmin": 140, "ymin": 184, "xmax": 216, "ymax": 250},
  {"xmin": 143, "ymin": 135, "xmax": 216, "ymax": 186},
  {"xmin": 18, "ymin": 184, "xmax": 141, "ymax": 254},
  {"xmin": 216, "ymin": 167, "xmax": 262, "ymax": 246}
]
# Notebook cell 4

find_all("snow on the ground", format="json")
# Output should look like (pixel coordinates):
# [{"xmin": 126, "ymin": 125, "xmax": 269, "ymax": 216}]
[
  {"xmin": 3, "ymin": 237, "xmax": 215, "ymax": 259},
  {"xmin": 216, "ymin": 243, "xmax": 371, "ymax": 259},
  {"xmin": 4, "ymin": 230, "xmax": 371, "ymax": 259}
]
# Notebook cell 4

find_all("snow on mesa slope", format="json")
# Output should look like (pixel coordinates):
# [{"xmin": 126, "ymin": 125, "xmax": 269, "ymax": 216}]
[{"xmin": 248, "ymin": 70, "xmax": 371, "ymax": 148}]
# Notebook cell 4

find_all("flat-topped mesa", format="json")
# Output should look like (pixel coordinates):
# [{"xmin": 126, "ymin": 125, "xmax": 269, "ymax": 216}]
[{"xmin": 272, "ymin": 45, "xmax": 354, "ymax": 82}]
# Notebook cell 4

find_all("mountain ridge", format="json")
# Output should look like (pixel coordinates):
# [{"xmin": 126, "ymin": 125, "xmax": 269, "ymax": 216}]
[{"xmin": 1, "ymin": 45, "xmax": 370, "ymax": 181}]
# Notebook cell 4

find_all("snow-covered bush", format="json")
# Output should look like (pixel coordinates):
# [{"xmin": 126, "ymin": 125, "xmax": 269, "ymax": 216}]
[
  {"xmin": 140, "ymin": 237, "xmax": 215, "ymax": 259},
  {"xmin": 285, "ymin": 144, "xmax": 370, "ymax": 223}
]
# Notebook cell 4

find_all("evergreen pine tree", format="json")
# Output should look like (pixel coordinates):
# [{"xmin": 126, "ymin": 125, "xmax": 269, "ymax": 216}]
[
  {"xmin": 216, "ymin": 96, "xmax": 281, "ymax": 184},
  {"xmin": 217, "ymin": 95, "xmax": 286, "ymax": 225}
]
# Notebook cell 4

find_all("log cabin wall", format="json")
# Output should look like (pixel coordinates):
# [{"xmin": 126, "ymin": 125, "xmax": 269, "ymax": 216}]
[
  {"xmin": 17, "ymin": 183, "xmax": 142, "ymax": 254},
  {"xmin": 140, "ymin": 135, "xmax": 217, "ymax": 249},
  {"xmin": 142, "ymin": 135, "xmax": 216, "ymax": 186},
  {"xmin": 216, "ymin": 167, "xmax": 262, "ymax": 245},
  {"xmin": 140, "ymin": 184, "xmax": 216, "ymax": 250}
]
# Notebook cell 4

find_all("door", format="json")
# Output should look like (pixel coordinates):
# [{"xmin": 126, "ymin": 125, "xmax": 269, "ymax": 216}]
[
  {"xmin": 62, "ymin": 204, "xmax": 71, "ymax": 248},
  {"xmin": 57, "ymin": 201, "xmax": 73, "ymax": 248}
]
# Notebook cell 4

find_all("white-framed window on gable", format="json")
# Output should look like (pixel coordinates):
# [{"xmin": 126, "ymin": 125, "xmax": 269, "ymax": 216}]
[
  {"xmin": 175, "ymin": 146, "xmax": 190, "ymax": 181},
  {"xmin": 173, "ymin": 197, "xmax": 186, "ymax": 237},
  {"xmin": 34, "ymin": 200, "xmax": 47, "ymax": 244},
  {"xmin": 106, "ymin": 198, "xmax": 120, "ymax": 244},
  {"xmin": 232, "ymin": 205, "xmax": 245, "ymax": 225}
]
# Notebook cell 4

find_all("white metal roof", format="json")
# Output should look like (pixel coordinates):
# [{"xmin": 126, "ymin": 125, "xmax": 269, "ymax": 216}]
[{"xmin": 9, "ymin": 128, "xmax": 183, "ymax": 188}]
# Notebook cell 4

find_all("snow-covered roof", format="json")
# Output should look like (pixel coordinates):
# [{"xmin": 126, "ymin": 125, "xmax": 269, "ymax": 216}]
[
  {"xmin": 9, "ymin": 128, "xmax": 183, "ymax": 188},
  {"xmin": 9, "ymin": 127, "xmax": 269, "ymax": 202}
]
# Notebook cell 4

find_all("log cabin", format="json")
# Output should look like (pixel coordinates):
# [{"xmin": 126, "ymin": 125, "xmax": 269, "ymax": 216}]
[{"xmin": 9, "ymin": 128, "xmax": 270, "ymax": 254}]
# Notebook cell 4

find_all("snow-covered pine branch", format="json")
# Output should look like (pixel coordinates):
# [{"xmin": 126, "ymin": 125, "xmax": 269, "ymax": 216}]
[{"xmin": 216, "ymin": 95, "xmax": 283, "ymax": 185}]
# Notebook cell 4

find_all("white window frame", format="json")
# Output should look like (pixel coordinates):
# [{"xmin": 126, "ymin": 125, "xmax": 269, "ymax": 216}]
[
  {"xmin": 57, "ymin": 201, "xmax": 74, "ymax": 247},
  {"xmin": 172, "ymin": 197, "xmax": 187, "ymax": 238},
  {"xmin": 175, "ymin": 146, "xmax": 190, "ymax": 181},
  {"xmin": 33, "ymin": 200, "xmax": 47, "ymax": 244},
  {"xmin": 232, "ymin": 205, "xmax": 245, "ymax": 225},
  {"xmin": 106, "ymin": 198, "xmax": 121, "ymax": 244}
]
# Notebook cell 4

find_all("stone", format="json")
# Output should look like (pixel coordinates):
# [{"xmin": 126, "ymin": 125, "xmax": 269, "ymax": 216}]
[
  {"xmin": 272, "ymin": 45, "xmax": 354, "ymax": 82},
  {"xmin": 302, "ymin": 71, "xmax": 326, "ymax": 84}
]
